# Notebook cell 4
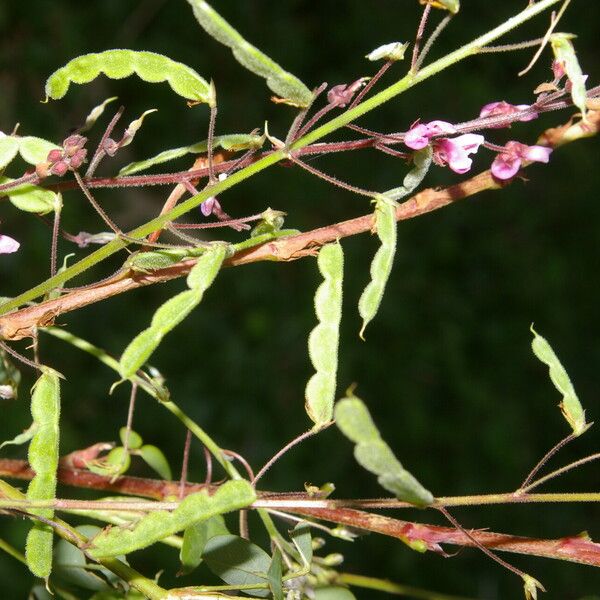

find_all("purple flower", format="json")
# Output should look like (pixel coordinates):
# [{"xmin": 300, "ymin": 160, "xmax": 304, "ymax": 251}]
[
  {"xmin": 327, "ymin": 77, "xmax": 370, "ymax": 108},
  {"xmin": 404, "ymin": 120, "xmax": 457, "ymax": 150},
  {"xmin": 0, "ymin": 234, "xmax": 20, "ymax": 254},
  {"xmin": 491, "ymin": 141, "xmax": 552, "ymax": 180},
  {"xmin": 433, "ymin": 133, "xmax": 485, "ymax": 174},
  {"xmin": 479, "ymin": 101, "xmax": 538, "ymax": 128}
]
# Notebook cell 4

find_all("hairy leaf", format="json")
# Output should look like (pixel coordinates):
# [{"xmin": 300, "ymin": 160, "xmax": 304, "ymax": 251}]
[
  {"xmin": 335, "ymin": 394, "xmax": 433, "ymax": 506},
  {"xmin": 25, "ymin": 367, "xmax": 61, "ymax": 578},
  {"xmin": 45, "ymin": 50, "xmax": 213, "ymax": 106},
  {"xmin": 89, "ymin": 480, "xmax": 256, "ymax": 558},
  {"xmin": 0, "ymin": 134, "xmax": 60, "ymax": 169},
  {"xmin": 384, "ymin": 146, "xmax": 432, "ymax": 201},
  {"xmin": 0, "ymin": 177, "xmax": 60, "ymax": 215},
  {"xmin": 186, "ymin": 0, "xmax": 312, "ymax": 107},
  {"xmin": 119, "ymin": 133, "xmax": 265, "ymax": 176},
  {"xmin": 531, "ymin": 325, "xmax": 588, "ymax": 436},
  {"xmin": 305, "ymin": 242, "xmax": 344, "ymax": 429}
]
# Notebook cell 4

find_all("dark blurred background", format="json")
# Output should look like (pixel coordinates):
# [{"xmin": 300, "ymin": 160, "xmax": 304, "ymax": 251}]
[{"xmin": 1, "ymin": 1, "xmax": 599, "ymax": 598}]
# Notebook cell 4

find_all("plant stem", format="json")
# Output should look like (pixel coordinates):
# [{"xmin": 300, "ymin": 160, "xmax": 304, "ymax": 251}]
[{"xmin": 0, "ymin": 0, "xmax": 562, "ymax": 317}]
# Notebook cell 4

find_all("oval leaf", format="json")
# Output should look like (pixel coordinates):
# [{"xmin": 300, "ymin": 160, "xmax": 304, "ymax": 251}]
[
  {"xmin": 186, "ymin": 0, "xmax": 312, "ymax": 107},
  {"xmin": 0, "ymin": 177, "xmax": 60, "ymax": 215},
  {"xmin": 551, "ymin": 34, "xmax": 587, "ymax": 120},
  {"xmin": 139, "ymin": 444, "xmax": 172, "ymax": 480},
  {"xmin": 45, "ymin": 50, "xmax": 213, "ymax": 106}
]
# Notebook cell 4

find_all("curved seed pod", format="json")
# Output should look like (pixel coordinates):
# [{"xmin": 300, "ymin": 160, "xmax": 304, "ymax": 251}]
[
  {"xmin": 45, "ymin": 50, "xmax": 213, "ymax": 106},
  {"xmin": 551, "ymin": 34, "xmax": 587, "ymax": 120},
  {"xmin": 89, "ymin": 480, "xmax": 256, "ymax": 558},
  {"xmin": 119, "ymin": 245, "xmax": 227, "ymax": 378},
  {"xmin": 0, "ymin": 135, "xmax": 60, "ymax": 169},
  {"xmin": 124, "ymin": 246, "xmax": 207, "ymax": 274},
  {"xmin": 119, "ymin": 133, "xmax": 265, "ymax": 176},
  {"xmin": 186, "ymin": 0, "xmax": 312, "ymax": 107},
  {"xmin": 384, "ymin": 146, "xmax": 432, "ymax": 201},
  {"xmin": 25, "ymin": 367, "xmax": 62, "ymax": 578},
  {"xmin": 531, "ymin": 325, "xmax": 588, "ymax": 436},
  {"xmin": 358, "ymin": 196, "xmax": 397, "ymax": 339},
  {"xmin": 335, "ymin": 393, "xmax": 433, "ymax": 507},
  {"xmin": 305, "ymin": 242, "xmax": 344, "ymax": 429}
]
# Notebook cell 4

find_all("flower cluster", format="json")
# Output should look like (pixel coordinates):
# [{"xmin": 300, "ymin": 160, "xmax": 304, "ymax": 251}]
[
  {"xmin": 36, "ymin": 134, "xmax": 88, "ymax": 178},
  {"xmin": 403, "ymin": 101, "xmax": 552, "ymax": 180}
]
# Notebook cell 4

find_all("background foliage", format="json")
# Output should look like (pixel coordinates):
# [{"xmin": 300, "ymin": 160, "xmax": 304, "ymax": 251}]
[{"xmin": 0, "ymin": 1, "xmax": 599, "ymax": 598}]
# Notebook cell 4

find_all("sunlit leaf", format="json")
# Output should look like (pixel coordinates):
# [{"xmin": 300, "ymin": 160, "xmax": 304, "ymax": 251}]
[
  {"xmin": 139, "ymin": 444, "xmax": 172, "ymax": 480},
  {"xmin": 551, "ymin": 33, "xmax": 587, "ymax": 119}
]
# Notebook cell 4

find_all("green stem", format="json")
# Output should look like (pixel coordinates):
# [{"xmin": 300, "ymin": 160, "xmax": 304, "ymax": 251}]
[
  {"xmin": 0, "ymin": 0, "xmax": 562, "ymax": 316},
  {"xmin": 0, "ymin": 537, "xmax": 26, "ymax": 565},
  {"xmin": 337, "ymin": 572, "xmax": 475, "ymax": 600}
]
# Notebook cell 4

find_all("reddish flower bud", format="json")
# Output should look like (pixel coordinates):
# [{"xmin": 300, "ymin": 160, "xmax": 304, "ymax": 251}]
[
  {"xmin": 47, "ymin": 148, "xmax": 64, "ymax": 163},
  {"xmin": 50, "ymin": 161, "xmax": 69, "ymax": 177}
]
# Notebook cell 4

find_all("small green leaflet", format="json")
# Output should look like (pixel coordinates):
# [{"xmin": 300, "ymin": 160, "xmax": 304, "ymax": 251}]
[
  {"xmin": 551, "ymin": 34, "xmax": 587, "ymax": 120},
  {"xmin": 335, "ymin": 393, "xmax": 433, "ymax": 506},
  {"xmin": 0, "ymin": 177, "xmax": 61, "ymax": 215},
  {"xmin": 203, "ymin": 534, "xmax": 271, "ymax": 598},
  {"xmin": 138, "ymin": 444, "xmax": 172, "ymax": 480},
  {"xmin": 119, "ymin": 244, "xmax": 227, "ymax": 378},
  {"xmin": 291, "ymin": 522, "xmax": 312, "ymax": 567},
  {"xmin": 305, "ymin": 242, "xmax": 344, "ymax": 429},
  {"xmin": 45, "ymin": 50, "xmax": 213, "ymax": 106},
  {"xmin": 186, "ymin": 0, "xmax": 312, "ymax": 107},
  {"xmin": 119, "ymin": 133, "xmax": 265, "ymax": 176},
  {"xmin": 0, "ymin": 135, "xmax": 60, "ymax": 169},
  {"xmin": 25, "ymin": 367, "xmax": 62, "ymax": 578},
  {"xmin": 89, "ymin": 480, "xmax": 256, "ymax": 558},
  {"xmin": 0, "ymin": 423, "xmax": 38, "ymax": 451},
  {"xmin": 267, "ymin": 548, "xmax": 284, "ymax": 600},
  {"xmin": 530, "ymin": 326, "xmax": 588, "ymax": 436},
  {"xmin": 358, "ymin": 196, "xmax": 397, "ymax": 339}
]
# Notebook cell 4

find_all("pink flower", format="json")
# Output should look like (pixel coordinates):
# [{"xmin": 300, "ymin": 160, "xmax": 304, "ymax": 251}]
[
  {"xmin": 479, "ymin": 101, "xmax": 538, "ymax": 128},
  {"xmin": 491, "ymin": 141, "xmax": 552, "ymax": 180},
  {"xmin": 433, "ymin": 134, "xmax": 485, "ymax": 174},
  {"xmin": 327, "ymin": 77, "xmax": 370, "ymax": 108},
  {"xmin": 404, "ymin": 120, "xmax": 457, "ymax": 150},
  {"xmin": 0, "ymin": 234, "xmax": 20, "ymax": 254}
]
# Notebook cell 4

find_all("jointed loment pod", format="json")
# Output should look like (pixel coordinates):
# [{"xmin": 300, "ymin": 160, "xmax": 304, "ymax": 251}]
[{"xmin": 45, "ymin": 50, "xmax": 214, "ymax": 106}]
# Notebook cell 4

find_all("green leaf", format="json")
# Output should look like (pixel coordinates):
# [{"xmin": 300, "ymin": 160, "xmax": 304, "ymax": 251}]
[
  {"xmin": 139, "ymin": 444, "xmax": 172, "ymax": 480},
  {"xmin": 203, "ymin": 534, "xmax": 271, "ymax": 598},
  {"xmin": 0, "ymin": 134, "xmax": 60, "ymax": 169},
  {"xmin": 335, "ymin": 393, "xmax": 433, "ymax": 507},
  {"xmin": 45, "ymin": 50, "xmax": 213, "ymax": 106},
  {"xmin": 0, "ymin": 423, "xmax": 38, "ymax": 451},
  {"xmin": 0, "ymin": 177, "xmax": 60, "ymax": 215},
  {"xmin": 305, "ymin": 242, "xmax": 344, "ymax": 429},
  {"xmin": 25, "ymin": 367, "xmax": 61, "ymax": 578},
  {"xmin": 180, "ymin": 521, "xmax": 209, "ymax": 575},
  {"xmin": 186, "ymin": 0, "xmax": 312, "ymax": 107},
  {"xmin": 118, "ymin": 133, "xmax": 265, "ymax": 176},
  {"xmin": 119, "ymin": 427, "xmax": 143, "ymax": 450},
  {"xmin": 89, "ymin": 480, "xmax": 256, "ymax": 558},
  {"xmin": 358, "ymin": 196, "xmax": 397, "ymax": 339},
  {"xmin": 314, "ymin": 588, "xmax": 357, "ymax": 600},
  {"xmin": 551, "ymin": 34, "xmax": 587, "ymax": 119},
  {"xmin": 290, "ymin": 522, "xmax": 312, "ymax": 567},
  {"xmin": 530, "ymin": 325, "xmax": 588, "ymax": 436},
  {"xmin": 86, "ymin": 446, "xmax": 131, "ymax": 478},
  {"xmin": 267, "ymin": 548, "xmax": 284, "ymax": 600}
]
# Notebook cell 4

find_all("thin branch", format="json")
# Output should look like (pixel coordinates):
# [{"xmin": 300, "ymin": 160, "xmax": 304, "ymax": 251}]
[
  {"xmin": 178, "ymin": 429, "xmax": 193, "ymax": 499},
  {"xmin": 85, "ymin": 106, "xmax": 125, "ymax": 178},
  {"xmin": 414, "ymin": 14, "xmax": 453, "ymax": 73},
  {"xmin": 411, "ymin": 2, "xmax": 432, "ymax": 73}
]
